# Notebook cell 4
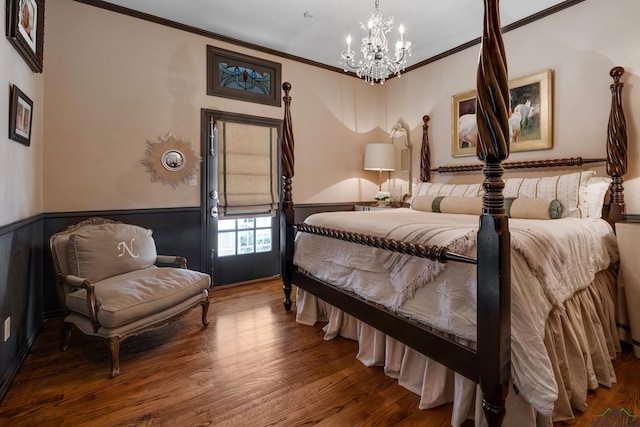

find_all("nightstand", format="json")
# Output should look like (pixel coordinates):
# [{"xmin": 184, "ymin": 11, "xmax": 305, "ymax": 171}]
[
  {"xmin": 354, "ymin": 204, "xmax": 391, "ymax": 211},
  {"xmin": 616, "ymin": 221, "xmax": 640, "ymax": 358},
  {"xmin": 354, "ymin": 203, "xmax": 409, "ymax": 211}
]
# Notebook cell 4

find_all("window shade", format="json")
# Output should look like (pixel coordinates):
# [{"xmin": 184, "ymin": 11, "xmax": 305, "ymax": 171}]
[{"xmin": 217, "ymin": 121, "xmax": 279, "ymax": 218}]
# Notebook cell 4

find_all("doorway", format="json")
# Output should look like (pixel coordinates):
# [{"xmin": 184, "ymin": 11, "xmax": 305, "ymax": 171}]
[{"xmin": 201, "ymin": 109, "xmax": 282, "ymax": 286}]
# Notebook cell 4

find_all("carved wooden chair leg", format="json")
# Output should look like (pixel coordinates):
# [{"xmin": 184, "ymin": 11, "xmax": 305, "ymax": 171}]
[
  {"xmin": 60, "ymin": 323, "xmax": 72, "ymax": 351},
  {"xmin": 201, "ymin": 300, "xmax": 210, "ymax": 326},
  {"xmin": 108, "ymin": 336, "xmax": 122, "ymax": 377}
]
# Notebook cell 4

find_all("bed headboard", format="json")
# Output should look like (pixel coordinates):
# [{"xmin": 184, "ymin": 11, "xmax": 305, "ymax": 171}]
[{"xmin": 419, "ymin": 66, "xmax": 628, "ymax": 225}]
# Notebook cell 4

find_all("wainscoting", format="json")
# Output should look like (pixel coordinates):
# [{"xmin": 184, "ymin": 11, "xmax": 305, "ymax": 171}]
[
  {"xmin": 0, "ymin": 215, "xmax": 44, "ymax": 402},
  {"xmin": 0, "ymin": 207, "xmax": 202, "ymax": 400},
  {"xmin": 0, "ymin": 202, "xmax": 358, "ymax": 401}
]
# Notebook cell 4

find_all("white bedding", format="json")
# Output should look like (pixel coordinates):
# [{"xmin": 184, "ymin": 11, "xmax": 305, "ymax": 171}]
[{"xmin": 293, "ymin": 208, "xmax": 619, "ymax": 416}]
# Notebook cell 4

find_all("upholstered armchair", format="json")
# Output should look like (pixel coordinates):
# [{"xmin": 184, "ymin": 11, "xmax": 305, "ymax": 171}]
[{"xmin": 49, "ymin": 217, "xmax": 210, "ymax": 377}]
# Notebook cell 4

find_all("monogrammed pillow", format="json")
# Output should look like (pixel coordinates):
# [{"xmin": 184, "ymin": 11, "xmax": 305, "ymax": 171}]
[{"xmin": 67, "ymin": 223, "xmax": 157, "ymax": 283}]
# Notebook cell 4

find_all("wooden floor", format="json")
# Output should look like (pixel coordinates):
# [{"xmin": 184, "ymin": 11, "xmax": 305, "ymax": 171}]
[{"xmin": 0, "ymin": 279, "xmax": 638, "ymax": 427}]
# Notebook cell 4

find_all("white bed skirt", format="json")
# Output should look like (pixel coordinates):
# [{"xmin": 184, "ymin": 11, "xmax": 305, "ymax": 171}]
[{"xmin": 295, "ymin": 267, "xmax": 620, "ymax": 427}]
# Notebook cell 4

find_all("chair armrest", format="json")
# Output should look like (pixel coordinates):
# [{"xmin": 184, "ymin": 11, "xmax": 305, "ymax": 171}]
[
  {"xmin": 156, "ymin": 255, "xmax": 187, "ymax": 269},
  {"xmin": 64, "ymin": 274, "xmax": 91, "ymax": 288},
  {"xmin": 64, "ymin": 274, "xmax": 101, "ymax": 332}
]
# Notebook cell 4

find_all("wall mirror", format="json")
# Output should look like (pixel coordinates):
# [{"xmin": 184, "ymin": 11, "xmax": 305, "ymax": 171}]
[
  {"xmin": 162, "ymin": 150, "xmax": 185, "ymax": 171},
  {"xmin": 142, "ymin": 133, "xmax": 200, "ymax": 188},
  {"xmin": 390, "ymin": 120, "xmax": 412, "ymax": 201}
]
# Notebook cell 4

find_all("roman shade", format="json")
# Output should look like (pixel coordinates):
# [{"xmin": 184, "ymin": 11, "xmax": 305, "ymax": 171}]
[{"xmin": 217, "ymin": 121, "xmax": 280, "ymax": 218}]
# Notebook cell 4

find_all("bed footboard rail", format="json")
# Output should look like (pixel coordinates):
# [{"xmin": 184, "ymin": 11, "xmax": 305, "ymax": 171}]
[
  {"xmin": 294, "ymin": 223, "xmax": 477, "ymax": 265},
  {"xmin": 291, "ymin": 269, "xmax": 481, "ymax": 381}
]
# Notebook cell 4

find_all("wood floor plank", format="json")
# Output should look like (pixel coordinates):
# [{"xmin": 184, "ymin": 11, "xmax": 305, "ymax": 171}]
[{"xmin": 0, "ymin": 279, "xmax": 638, "ymax": 426}]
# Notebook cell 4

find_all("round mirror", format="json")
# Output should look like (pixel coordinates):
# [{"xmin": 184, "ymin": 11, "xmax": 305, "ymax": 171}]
[
  {"xmin": 161, "ymin": 150, "xmax": 185, "ymax": 171},
  {"xmin": 142, "ymin": 133, "xmax": 200, "ymax": 188}
]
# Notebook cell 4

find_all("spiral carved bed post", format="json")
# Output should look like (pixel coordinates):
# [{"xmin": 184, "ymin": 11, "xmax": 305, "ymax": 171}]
[
  {"xmin": 281, "ymin": 82, "xmax": 295, "ymax": 310},
  {"xmin": 606, "ymin": 66, "xmax": 627, "ymax": 225},
  {"xmin": 420, "ymin": 115, "xmax": 431, "ymax": 182},
  {"xmin": 475, "ymin": 0, "xmax": 511, "ymax": 425}
]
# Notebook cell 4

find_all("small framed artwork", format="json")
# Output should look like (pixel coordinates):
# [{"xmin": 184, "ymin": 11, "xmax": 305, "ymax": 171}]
[
  {"xmin": 9, "ymin": 85, "xmax": 33, "ymax": 146},
  {"xmin": 451, "ymin": 69, "xmax": 553, "ymax": 157},
  {"xmin": 207, "ymin": 45, "xmax": 282, "ymax": 107},
  {"xmin": 6, "ymin": 0, "xmax": 45, "ymax": 73}
]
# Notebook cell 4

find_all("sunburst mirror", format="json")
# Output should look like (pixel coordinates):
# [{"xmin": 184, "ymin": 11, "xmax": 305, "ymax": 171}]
[{"xmin": 141, "ymin": 133, "xmax": 200, "ymax": 188}]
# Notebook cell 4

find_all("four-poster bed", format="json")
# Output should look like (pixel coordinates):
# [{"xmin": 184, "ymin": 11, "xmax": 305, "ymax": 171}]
[{"xmin": 278, "ymin": 1, "xmax": 628, "ymax": 425}]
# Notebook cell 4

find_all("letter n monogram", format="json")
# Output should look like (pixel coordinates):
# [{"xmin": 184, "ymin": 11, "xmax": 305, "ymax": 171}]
[{"xmin": 117, "ymin": 239, "xmax": 139, "ymax": 258}]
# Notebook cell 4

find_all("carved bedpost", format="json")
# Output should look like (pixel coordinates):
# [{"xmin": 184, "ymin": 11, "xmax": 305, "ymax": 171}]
[
  {"xmin": 606, "ymin": 66, "xmax": 627, "ymax": 225},
  {"xmin": 420, "ymin": 115, "xmax": 431, "ymax": 182},
  {"xmin": 475, "ymin": 1, "xmax": 510, "ymax": 426},
  {"xmin": 281, "ymin": 82, "xmax": 295, "ymax": 310}
]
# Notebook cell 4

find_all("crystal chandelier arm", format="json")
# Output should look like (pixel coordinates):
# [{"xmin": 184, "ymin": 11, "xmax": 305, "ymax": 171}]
[
  {"xmin": 339, "ymin": 0, "xmax": 411, "ymax": 84},
  {"xmin": 340, "ymin": 34, "xmax": 358, "ymax": 71}
]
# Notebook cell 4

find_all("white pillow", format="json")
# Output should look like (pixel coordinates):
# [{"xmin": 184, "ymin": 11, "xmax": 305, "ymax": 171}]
[
  {"xmin": 503, "ymin": 171, "xmax": 595, "ymax": 218},
  {"xmin": 579, "ymin": 176, "xmax": 611, "ymax": 218},
  {"xmin": 413, "ymin": 182, "xmax": 484, "ymax": 198}
]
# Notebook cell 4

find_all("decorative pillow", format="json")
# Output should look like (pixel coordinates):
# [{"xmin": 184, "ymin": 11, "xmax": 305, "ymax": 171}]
[
  {"xmin": 578, "ymin": 176, "xmax": 611, "ymax": 218},
  {"xmin": 412, "ymin": 196, "xmax": 561, "ymax": 219},
  {"xmin": 505, "ymin": 197, "xmax": 562, "ymax": 219},
  {"xmin": 412, "ymin": 196, "xmax": 482, "ymax": 215},
  {"xmin": 413, "ymin": 182, "xmax": 484, "ymax": 198},
  {"xmin": 503, "ymin": 171, "xmax": 595, "ymax": 218},
  {"xmin": 67, "ymin": 223, "xmax": 157, "ymax": 283}
]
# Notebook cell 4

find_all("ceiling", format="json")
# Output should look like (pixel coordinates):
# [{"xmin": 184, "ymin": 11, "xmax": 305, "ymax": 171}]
[{"xmin": 99, "ymin": 0, "xmax": 578, "ymax": 71}]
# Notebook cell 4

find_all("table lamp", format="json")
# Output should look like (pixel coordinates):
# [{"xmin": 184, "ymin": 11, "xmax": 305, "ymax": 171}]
[{"xmin": 364, "ymin": 143, "xmax": 396, "ymax": 205}]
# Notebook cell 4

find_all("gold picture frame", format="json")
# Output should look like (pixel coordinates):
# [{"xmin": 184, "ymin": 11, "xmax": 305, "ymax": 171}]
[{"xmin": 451, "ymin": 69, "xmax": 553, "ymax": 157}]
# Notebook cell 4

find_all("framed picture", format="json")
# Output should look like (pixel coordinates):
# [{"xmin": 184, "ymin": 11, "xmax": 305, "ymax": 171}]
[
  {"xmin": 207, "ymin": 46, "xmax": 281, "ymax": 107},
  {"xmin": 9, "ymin": 85, "xmax": 33, "ymax": 146},
  {"xmin": 6, "ymin": 0, "xmax": 45, "ymax": 73},
  {"xmin": 451, "ymin": 69, "xmax": 553, "ymax": 157}
]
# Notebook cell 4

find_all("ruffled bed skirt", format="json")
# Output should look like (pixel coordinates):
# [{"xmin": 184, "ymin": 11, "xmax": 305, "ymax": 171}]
[{"xmin": 295, "ymin": 267, "xmax": 620, "ymax": 427}]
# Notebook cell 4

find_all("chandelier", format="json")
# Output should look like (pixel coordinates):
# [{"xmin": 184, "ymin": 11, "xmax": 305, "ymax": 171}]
[{"xmin": 340, "ymin": 0, "xmax": 412, "ymax": 85}]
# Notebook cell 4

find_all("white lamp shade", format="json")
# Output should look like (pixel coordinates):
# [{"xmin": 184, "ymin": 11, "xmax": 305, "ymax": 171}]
[{"xmin": 364, "ymin": 143, "xmax": 396, "ymax": 171}]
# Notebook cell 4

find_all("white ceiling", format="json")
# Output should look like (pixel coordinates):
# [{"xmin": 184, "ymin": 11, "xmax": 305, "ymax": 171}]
[{"xmin": 100, "ymin": 0, "xmax": 575, "ymax": 70}]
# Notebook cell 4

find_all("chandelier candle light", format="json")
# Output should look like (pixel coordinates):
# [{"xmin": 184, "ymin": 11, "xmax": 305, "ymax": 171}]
[{"xmin": 340, "ymin": 0, "xmax": 412, "ymax": 84}]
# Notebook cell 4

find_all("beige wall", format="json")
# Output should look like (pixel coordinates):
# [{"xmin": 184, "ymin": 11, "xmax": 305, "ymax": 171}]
[
  {"xmin": 3, "ymin": 0, "xmax": 639, "ymax": 226},
  {"xmin": 385, "ymin": 0, "xmax": 640, "ymax": 213},
  {"xmin": 42, "ymin": 0, "xmax": 386, "ymax": 212},
  {"xmin": 0, "ymin": 5, "xmax": 43, "ymax": 225}
]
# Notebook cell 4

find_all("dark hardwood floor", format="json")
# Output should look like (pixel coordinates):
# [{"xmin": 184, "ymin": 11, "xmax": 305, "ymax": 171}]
[{"xmin": 0, "ymin": 279, "xmax": 638, "ymax": 426}]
